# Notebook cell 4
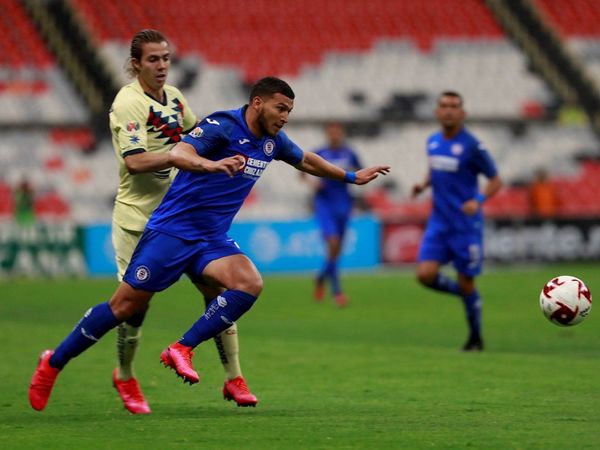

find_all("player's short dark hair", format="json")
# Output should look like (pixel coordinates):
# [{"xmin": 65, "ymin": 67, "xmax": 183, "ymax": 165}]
[
  {"xmin": 438, "ymin": 91, "xmax": 463, "ymax": 106},
  {"xmin": 249, "ymin": 77, "xmax": 295, "ymax": 102},
  {"xmin": 126, "ymin": 29, "xmax": 169, "ymax": 78}
]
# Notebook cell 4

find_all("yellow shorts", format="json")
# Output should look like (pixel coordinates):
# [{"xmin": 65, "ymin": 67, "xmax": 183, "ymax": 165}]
[{"xmin": 112, "ymin": 222, "xmax": 143, "ymax": 281}]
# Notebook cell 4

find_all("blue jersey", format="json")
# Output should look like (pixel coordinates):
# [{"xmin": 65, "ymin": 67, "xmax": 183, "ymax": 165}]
[
  {"xmin": 313, "ymin": 146, "xmax": 361, "ymax": 211},
  {"xmin": 426, "ymin": 127, "xmax": 497, "ymax": 232},
  {"xmin": 146, "ymin": 106, "xmax": 304, "ymax": 241}
]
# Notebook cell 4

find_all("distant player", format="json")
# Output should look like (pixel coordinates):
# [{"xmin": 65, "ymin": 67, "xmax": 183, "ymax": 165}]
[
  {"xmin": 303, "ymin": 122, "xmax": 362, "ymax": 307},
  {"xmin": 109, "ymin": 29, "xmax": 256, "ymax": 413},
  {"xmin": 412, "ymin": 91, "xmax": 502, "ymax": 351},
  {"xmin": 29, "ymin": 77, "xmax": 389, "ymax": 412}
]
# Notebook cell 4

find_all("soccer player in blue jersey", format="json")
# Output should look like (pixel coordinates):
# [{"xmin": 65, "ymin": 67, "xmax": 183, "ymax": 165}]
[
  {"xmin": 412, "ymin": 91, "xmax": 502, "ymax": 351},
  {"xmin": 303, "ymin": 122, "xmax": 362, "ymax": 307},
  {"xmin": 29, "ymin": 77, "xmax": 390, "ymax": 411}
]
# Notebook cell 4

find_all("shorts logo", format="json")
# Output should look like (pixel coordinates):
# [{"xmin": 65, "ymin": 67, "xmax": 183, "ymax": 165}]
[
  {"xmin": 189, "ymin": 126, "xmax": 204, "ymax": 138},
  {"xmin": 217, "ymin": 295, "xmax": 228, "ymax": 307},
  {"xmin": 263, "ymin": 139, "xmax": 275, "ymax": 156},
  {"xmin": 135, "ymin": 265, "xmax": 151, "ymax": 282},
  {"xmin": 127, "ymin": 121, "xmax": 140, "ymax": 132}
]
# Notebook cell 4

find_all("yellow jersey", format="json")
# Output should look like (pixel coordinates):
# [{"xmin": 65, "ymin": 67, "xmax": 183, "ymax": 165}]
[{"xmin": 109, "ymin": 78, "xmax": 197, "ymax": 231}]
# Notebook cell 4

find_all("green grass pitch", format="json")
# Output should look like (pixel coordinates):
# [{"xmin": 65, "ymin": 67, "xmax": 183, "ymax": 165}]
[{"xmin": 1, "ymin": 263, "xmax": 599, "ymax": 449}]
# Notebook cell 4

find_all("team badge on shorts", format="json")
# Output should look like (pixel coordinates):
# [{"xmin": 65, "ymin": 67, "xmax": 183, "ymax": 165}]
[
  {"xmin": 263, "ymin": 139, "xmax": 275, "ymax": 156},
  {"xmin": 135, "ymin": 265, "xmax": 151, "ymax": 282}
]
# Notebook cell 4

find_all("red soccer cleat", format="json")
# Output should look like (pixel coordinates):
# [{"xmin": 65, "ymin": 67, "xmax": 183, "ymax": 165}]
[
  {"xmin": 313, "ymin": 279, "xmax": 325, "ymax": 302},
  {"xmin": 160, "ymin": 342, "xmax": 199, "ymax": 384},
  {"xmin": 335, "ymin": 293, "xmax": 349, "ymax": 308},
  {"xmin": 112, "ymin": 369, "xmax": 151, "ymax": 414},
  {"xmin": 223, "ymin": 376, "xmax": 258, "ymax": 407},
  {"xmin": 29, "ymin": 350, "xmax": 60, "ymax": 411}
]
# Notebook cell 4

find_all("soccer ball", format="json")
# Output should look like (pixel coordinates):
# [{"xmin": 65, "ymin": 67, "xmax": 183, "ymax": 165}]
[{"xmin": 539, "ymin": 275, "xmax": 592, "ymax": 326}]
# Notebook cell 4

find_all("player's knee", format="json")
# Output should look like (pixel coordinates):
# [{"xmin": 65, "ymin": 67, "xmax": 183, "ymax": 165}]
[
  {"xmin": 416, "ymin": 269, "xmax": 436, "ymax": 286},
  {"xmin": 109, "ymin": 292, "xmax": 151, "ymax": 321},
  {"xmin": 233, "ymin": 272, "xmax": 263, "ymax": 297}
]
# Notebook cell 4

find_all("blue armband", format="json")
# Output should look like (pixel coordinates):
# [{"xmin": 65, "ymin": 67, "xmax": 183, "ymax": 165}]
[
  {"xmin": 475, "ymin": 193, "xmax": 487, "ymax": 203},
  {"xmin": 344, "ymin": 171, "xmax": 356, "ymax": 184}
]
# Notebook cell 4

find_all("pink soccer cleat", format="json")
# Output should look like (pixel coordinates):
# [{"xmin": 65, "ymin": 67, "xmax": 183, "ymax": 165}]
[
  {"xmin": 160, "ymin": 342, "xmax": 199, "ymax": 384},
  {"xmin": 335, "ymin": 293, "xmax": 349, "ymax": 307},
  {"xmin": 29, "ymin": 350, "xmax": 60, "ymax": 411},
  {"xmin": 112, "ymin": 369, "xmax": 151, "ymax": 414},
  {"xmin": 223, "ymin": 376, "xmax": 258, "ymax": 407}
]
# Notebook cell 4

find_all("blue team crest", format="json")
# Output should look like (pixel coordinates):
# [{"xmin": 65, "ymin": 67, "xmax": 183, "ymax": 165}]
[
  {"xmin": 451, "ymin": 143, "xmax": 463, "ymax": 155},
  {"xmin": 134, "ymin": 265, "xmax": 150, "ymax": 282},
  {"xmin": 129, "ymin": 135, "xmax": 140, "ymax": 144},
  {"xmin": 263, "ymin": 139, "xmax": 275, "ymax": 156}
]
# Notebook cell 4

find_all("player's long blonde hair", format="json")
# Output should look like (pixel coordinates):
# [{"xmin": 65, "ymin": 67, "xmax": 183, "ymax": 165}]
[{"xmin": 125, "ymin": 29, "xmax": 169, "ymax": 78}]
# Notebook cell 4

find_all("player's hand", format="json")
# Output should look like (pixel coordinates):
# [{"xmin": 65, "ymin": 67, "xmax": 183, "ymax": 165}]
[
  {"xmin": 209, "ymin": 155, "xmax": 246, "ymax": 177},
  {"xmin": 354, "ymin": 166, "xmax": 390, "ymax": 185},
  {"xmin": 462, "ymin": 199, "xmax": 481, "ymax": 216}
]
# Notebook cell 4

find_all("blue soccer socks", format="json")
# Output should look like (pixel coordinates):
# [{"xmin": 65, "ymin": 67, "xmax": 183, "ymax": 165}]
[
  {"xmin": 462, "ymin": 290, "xmax": 482, "ymax": 338},
  {"xmin": 318, "ymin": 259, "xmax": 342, "ymax": 296},
  {"xmin": 179, "ymin": 290, "xmax": 257, "ymax": 348},
  {"xmin": 430, "ymin": 273, "xmax": 461, "ymax": 295},
  {"xmin": 50, "ymin": 302, "xmax": 120, "ymax": 369}
]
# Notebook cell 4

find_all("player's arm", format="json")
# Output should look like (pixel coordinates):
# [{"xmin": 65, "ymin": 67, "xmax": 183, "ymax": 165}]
[
  {"xmin": 462, "ymin": 175, "xmax": 503, "ymax": 216},
  {"xmin": 295, "ymin": 151, "xmax": 389, "ymax": 186},
  {"xmin": 462, "ymin": 143, "xmax": 503, "ymax": 215},
  {"xmin": 168, "ymin": 142, "xmax": 244, "ymax": 176},
  {"xmin": 411, "ymin": 173, "xmax": 431, "ymax": 198},
  {"xmin": 123, "ymin": 151, "xmax": 171, "ymax": 174}
]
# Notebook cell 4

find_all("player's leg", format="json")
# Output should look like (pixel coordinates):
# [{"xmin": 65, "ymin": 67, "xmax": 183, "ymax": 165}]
[
  {"xmin": 327, "ymin": 235, "xmax": 346, "ymax": 306},
  {"xmin": 161, "ymin": 240, "xmax": 261, "ymax": 387},
  {"xmin": 457, "ymin": 273, "xmax": 483, "ymax": 351},
  {"xmin": 111, "ymin": 224, "xmax": 151, "ymax": 413},
  {"xmin": 112, "ymin": 225, "xmax": 147, "ymax": 380},
  {"xmin": 453, "ymin": 238, "xmax": 484, "ymax": 351},
  {"xmin": 29, "ymin": 282, "xmax": 154, "ymax": 411},
  {"xmin": 416, "ymin": 227, "xmax": 460, "ymax": 296},
  {"xmin": 330, "ymin": 213, "xmax": 352, "ymax": 306},
  {"xmin": 314, "ymin": 205, "xmax": 336, "ymax": 300},
  {"xmin": 29, "ymin": 229, "xmax": 194, "ymax": 411},
  {"xmin": 194, "ymin": 282, "xmax": 258, "ymax": 406}
]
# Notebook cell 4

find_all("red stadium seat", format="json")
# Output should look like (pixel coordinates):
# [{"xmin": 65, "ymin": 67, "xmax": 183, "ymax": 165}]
[{"xmin": 72, "ymin": 0, "xmax": 503, "ymax": 80}]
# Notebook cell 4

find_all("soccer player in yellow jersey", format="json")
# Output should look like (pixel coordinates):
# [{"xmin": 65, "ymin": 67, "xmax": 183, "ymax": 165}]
[{"xmin": 109, "ymin": 29, "xmax": 256, "ymax": 414}]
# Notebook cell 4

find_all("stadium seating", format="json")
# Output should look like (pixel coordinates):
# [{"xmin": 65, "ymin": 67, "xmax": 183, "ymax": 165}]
[
  {"xmin": 534, "ymin": 0, "xmax": 600, "ymax": 38},
  {"xmin": 534, "ymin": 0, "xmax": 600, "ymax": 89},
  {"xmin": 0, "ymin": 0, "xmax": 89, "ymax": 125},
  {"xmin": 72, "ymin": 0, "xmax": 546, "ymax": 120},
  {"xmin": 1, "ymin": 0, "xmax": 598, "ymax": 223}
]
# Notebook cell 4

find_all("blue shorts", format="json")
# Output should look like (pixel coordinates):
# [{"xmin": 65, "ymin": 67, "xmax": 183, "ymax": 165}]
[
  {"xmin": 315, "ymin": 202, "xmax": 351, "ymax": 239},
  {"xmin": 123, "ymin": 229, "xmax": 244, "ymax": 292},
  {"xmin": 417, "ymin": 225, "xmax": 483, "ymax": 277}
]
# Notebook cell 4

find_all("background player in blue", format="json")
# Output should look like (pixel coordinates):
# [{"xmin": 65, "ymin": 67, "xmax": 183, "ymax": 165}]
[
  {"xmin": 412, "ymin": 91, "xmax": 502, "ymax": 352},
  {"xmin": 303, "ymin": 122, "xmax": 362, "ymax": 307},
  {"xmin": 29, "ymin": 77, "xmax": 390, "ymax": 411}
]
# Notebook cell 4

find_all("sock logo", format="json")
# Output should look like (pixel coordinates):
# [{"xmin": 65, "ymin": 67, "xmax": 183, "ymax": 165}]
[
  {"xmin": 135, "ymin": 265, "xmax": 150, "ymax": 282},
  {"xmin": 217, "ymin": 295, "xmax": 228, "ymax": 307},
  {"xmin": 81, "ymin": 327, "xmax": 99, "ymax": 342},
  {"xmin": 220, "ymin": 315, "xmax": 233, "ymax": 325}
]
